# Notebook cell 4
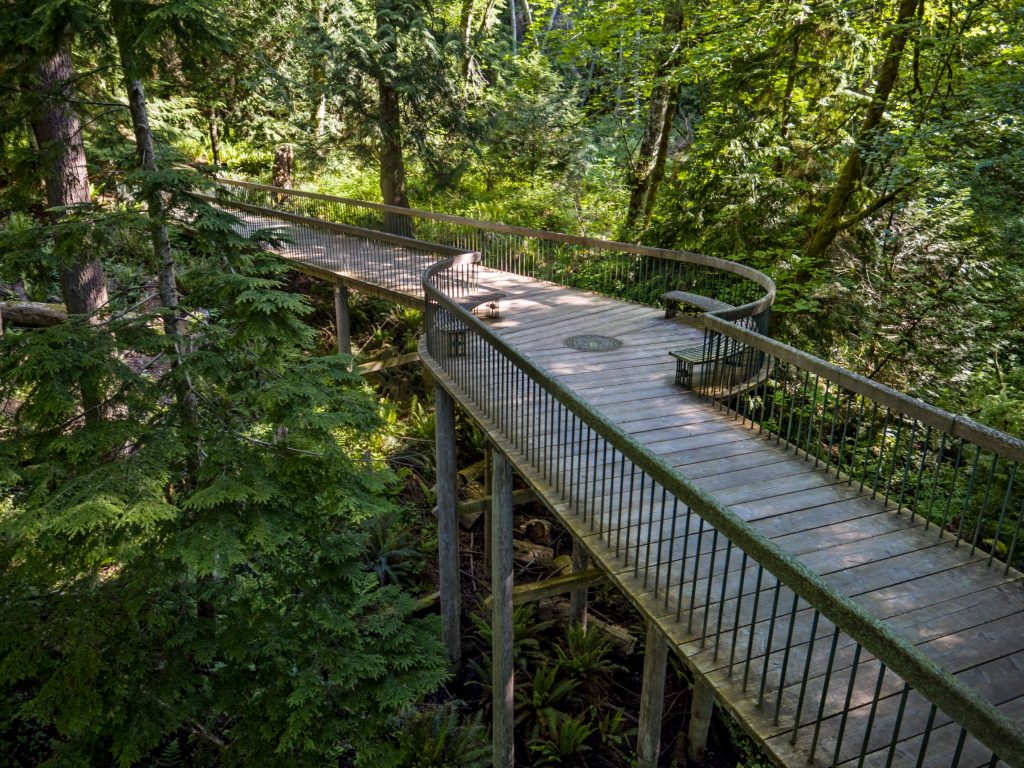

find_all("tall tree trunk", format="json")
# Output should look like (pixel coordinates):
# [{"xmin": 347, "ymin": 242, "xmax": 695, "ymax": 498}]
[
  {"xmin": 378, "ymin": 82, "xmax": 411, "ymax": 235},
  {"xmin": 779, "ymin": 28, "xmax": 801, "ymax": 142},
  {"xmin": 460, "ymin": 0, "xmax": 476, "ymax": 83},
  {"xmin": 311, "ymin": 1, "xmax": 328, "ymax": 138},
  {"xmin": 623, "ymin": 0, "xmax": 685, "ymax": 235},
  {"xmin": 31, "ymin": 42, "xmax": 108, "ymax": 320},
  {"xmin": 272, "ymin": 144, "xmax": 295, "ymax": 203},
  {"xmin": 642, "ymin": 98, "xmax": 683, "ymax": 225},
  {"xmin": 114, "ymin": 21, "xmax": 200, "ymax": 441},
  {"xmin": 30, "ymin": 36, "xmax": 109, "ymax": 424},
  {"xmin": 801, "ymin": 0, "xmax": 919, "ymax": 274},
  {"xmin": 375, "ymin": 0, "xmax": 411, "ymax": 235},
  {"xmin": 123, "ymin": 77, "xmax": 179, "ymax": 334},
  {"xmin": 510, "ymin": 0, "xmax": 518, "ymax": 53},
  {"xmin": 208, "ymin": 110, "xmax": 221, "ymax": 166}
]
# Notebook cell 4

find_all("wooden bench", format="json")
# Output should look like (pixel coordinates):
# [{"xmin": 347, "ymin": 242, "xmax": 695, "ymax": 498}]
[
  {"xmin": 669, "ymin": 344, "xmax": 734, "ymax": 389},
  {"xmin": 436, "ymin": 288, "xmax": 506, "ymax": 357},
  {"xmin": 660, "ymin": 290, "xmax": 732, "ymax": 319}
]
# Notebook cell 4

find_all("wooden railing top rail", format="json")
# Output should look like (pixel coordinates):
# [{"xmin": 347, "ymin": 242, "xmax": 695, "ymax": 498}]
[
  {"xmin": 702, "ymin": 314, "xmax": 1024, "ymax": 464},
  {"xmin": 422, "ymin": 254, "xmax": 1024, "ymax": 766},
  {"xmin": 213, "ymin": 176, "xmax": 777, "ymax": 319}
]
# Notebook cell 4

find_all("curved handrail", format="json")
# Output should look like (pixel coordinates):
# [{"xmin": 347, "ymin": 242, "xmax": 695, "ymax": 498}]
[
  {"xmin": 701, "ymin": 315, "xmax": 1024, "ymax": 463},
  {"xmin": 422, "ymin": 252, "xmax": 1024, "ymax": 766},
  {"xmin": 212, "ymin": 177, "xmax": 777, "ymax": 330}
]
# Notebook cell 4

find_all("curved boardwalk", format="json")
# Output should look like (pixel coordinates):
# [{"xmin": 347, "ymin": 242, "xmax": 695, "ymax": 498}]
[{"xmin": 227, "ymin": 203, "xmax": 1024, "ymax": 768}]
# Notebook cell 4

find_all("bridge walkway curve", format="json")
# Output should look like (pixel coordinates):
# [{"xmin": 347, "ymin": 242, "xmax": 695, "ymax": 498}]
[{"xmin": 221, "ymin": 192, "xmax": 1024, "ymax": 768}]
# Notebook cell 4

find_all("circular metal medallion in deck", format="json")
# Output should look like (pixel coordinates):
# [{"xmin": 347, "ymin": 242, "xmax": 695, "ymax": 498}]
[{"xmin": 563, "ymin": 334, "xmax": 623, "ymax": 352}]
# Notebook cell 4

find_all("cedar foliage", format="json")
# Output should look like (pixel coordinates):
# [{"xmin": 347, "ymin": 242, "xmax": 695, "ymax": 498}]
[{"xmin": 0, "ymin": 3, "xmax": 448, "ymax": 765}]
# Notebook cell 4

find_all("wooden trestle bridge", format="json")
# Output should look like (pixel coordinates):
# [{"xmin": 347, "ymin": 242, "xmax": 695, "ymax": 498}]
[{"xmin": 208, "ymin": 179, "xmax": 1024, "ymax": 768}]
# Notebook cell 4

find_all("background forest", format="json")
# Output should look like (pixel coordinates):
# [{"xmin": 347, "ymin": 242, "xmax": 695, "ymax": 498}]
[{"xmin": 1, "ymin": 0, "xmax": 1022, "ymax": 765}]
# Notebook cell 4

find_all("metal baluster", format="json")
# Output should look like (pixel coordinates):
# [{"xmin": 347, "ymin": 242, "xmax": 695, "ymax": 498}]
[
  {"xmin": 831, "ymin": 643, "xmax": 862, "ymax": 767},
  {"xmin": 630, "ymin": 473, "xmax": 647, "ymax": 581},
  {"xmin": 954, "ymin": 444, "xmax": 982, "ymax": 546},
  {"xmin": 790, "ymin": 370, "xmax": 811, "ymax": 454},
  {"xmin": 971, "ymin": 453, "xmax": 1000, "ymax": 555},
  {"xmin": 638, "ymin": 476, "xmax": 654, "ymax": 580},
  {"xmin": 676, "ymin": 504, "xmax": 693, "ymax": 622},
  {"xmin": 1004, "ymin": 495, "xmax": 1024, "ymax": 576},
  {"xmin": 939, "ymin": 438, "xmax": 965, "ymax": 536},
  {"xmin": 653, "ymin": 487, "xmax": 668, "ymax": 593},
  {"xmin": 664, "ymin": 498, "xmax": 679, "ymax": 608},
  {"xmin": 894, "ymin": 421, "xmax": 918, "ymax": 510},
  {"xmin": 688, "ymin": 518, "xmax": 705, "ymax": 634},
  {"xmin": 772, "ymin": 591, "xmax": 800, "ymax": 725},
  {"xmin": 623, "ymin": 464, "xmax": 637, "ymax": 564},
  {"xmin": 883, "ymin": 683, "xmax": 911, "ymax": 768},
  {"xmin": 809, "ymin": 627, "xmax": 842, "ymax": 761},
  {"xmin": 871, "ymin": 407, "xmax": 892, "ymax": 499},
  {"xmin": 728, "ymin": 552, "xmax": 749, "ymax": 677},
  {"xmin": 743, "ymin": 566, "xmax": 765, "ymax": 692},
  {"xmin": 805, "ymin": 374, "xmax": 821, "ymax": 460},
  {"xmin": 950, "ymin": 728, "xmax": 968, "ymax": 768},
  {"xmin": 757, "ymin": 581, "xmax": 782, "ymax": 707},
  {"xmin": 822, "ymin": 381, "xmax": 839, "ymax": 471},
  {"xmin": 701, "ymin": 529, "xmax": 720, "ymax": 648},
  {"xmin": 713, "ymin": 540, "xmax": 733, "ymax": 662},
  {"xmin": 856, "ymin": 663, "xmax": 887, "ymax": 768},
  {"xmin": 914, "ymin": 704, "xmax": 938, "ymax": 768},
  {"xmin": 990, "ymin": 464, "xmax": 1017, "ymax": 566},
  {"xmin": 789, "ymin": 609, "xmax": 821, "ymax": 745}
]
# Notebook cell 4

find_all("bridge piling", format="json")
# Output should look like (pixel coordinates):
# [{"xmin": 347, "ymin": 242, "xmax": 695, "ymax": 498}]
[
  {"xmin": 569, "ymin": 539, "xmax": 589, "ymax": 628},
  {"xmin": 638, "ymin": 622, "xmax": 668, "ymax": 768},
  {"xmin": 491, "ymin": 450, "xmax": 515, "ymax": 768},
  {"xmin": 686, "ymin": 677, "xmax": 715, "ymax": 764},
  {"xmin": 433, "ymin": 384, "xmax": 460, "ymax": 669},
  {"xmin": 333, "ymin": 283, "xmax": 351, "ymax": 355}
]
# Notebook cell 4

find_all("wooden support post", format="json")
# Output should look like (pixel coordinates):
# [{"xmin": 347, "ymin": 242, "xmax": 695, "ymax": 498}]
[
  {"xmin": 434, "ymin": 384, "xmax": 460, "ymax": 669},
  {"xmin": 569, "ymin": 538, "xmax": 589, "ymax": 628},
  {"xmin": 637, "ymin": 622, "xmax": 668, "ymax": 768},
  {"xmin": 491, "ymin": 450, "xmax": 515, "ymax": 768},
  {"xmin": 483, "ymin": 447, "xmax": 492, "ymax": 568},
  {"xmin": 686, "ymin": 677, "xmax": 715, "ymax": 765},
  {"xmin": 334, "ymin": 282, "xmax": 351, "ymax": 356}
]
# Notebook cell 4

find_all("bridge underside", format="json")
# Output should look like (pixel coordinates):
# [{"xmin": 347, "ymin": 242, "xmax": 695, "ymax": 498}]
[{"xmin": 232, "ymin": 207, "xmax": 1023, "ymax": 768}]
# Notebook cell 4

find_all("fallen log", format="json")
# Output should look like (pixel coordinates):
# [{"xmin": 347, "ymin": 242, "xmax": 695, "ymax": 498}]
[
  {"xmin": 356, "ymin": 351, "xmax": 420, "ymax": 374},
  {"xmin": 0, "ymin": 301, "xmax": 67, "ymax": 328},
  {"xmin": 512, "ymin": 538, "xmax": 555, "ymax": 568},
  {"xmin": 457, "ymin": 488, "xmax": 537, "ymax": 529}
]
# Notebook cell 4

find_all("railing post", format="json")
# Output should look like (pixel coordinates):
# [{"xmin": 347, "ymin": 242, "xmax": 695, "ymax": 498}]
[
  {"xmin": 492, "ymin": 450, "xmax": 515, "ymax": 768},
  {"xmin": 434, "ymin": 384, "xmax": 460, "ymax": 669},
  {"xmin": 638, "ymin": 622, "xmax": 668, "ymax": 768},
  {"xmin": 333, "ymin": 282, "xmax": 351, "ymax": 356},
  {"xmin": 569, "ymin": 538, "xmax": 589, "ymax": 628},
  {"xmin": 687, "ymin": 677, "xmax": 715, "ymax": 764}
]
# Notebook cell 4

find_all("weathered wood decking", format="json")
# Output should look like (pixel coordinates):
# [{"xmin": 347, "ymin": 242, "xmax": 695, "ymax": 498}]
[{"xmin": 232, "ymin": 209, "xmax": 1024, "ymax": 768}]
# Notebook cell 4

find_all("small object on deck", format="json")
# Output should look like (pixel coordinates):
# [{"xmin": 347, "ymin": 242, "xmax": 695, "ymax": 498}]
[{"xmin": 660, "ymin": 290, "xmax": 732, "ymax": 319}]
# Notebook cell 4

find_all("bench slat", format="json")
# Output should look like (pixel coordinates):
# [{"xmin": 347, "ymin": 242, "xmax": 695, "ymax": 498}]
[{"xmin": 660, "ymin": 290, "xmax": 732, "ymax": 319}]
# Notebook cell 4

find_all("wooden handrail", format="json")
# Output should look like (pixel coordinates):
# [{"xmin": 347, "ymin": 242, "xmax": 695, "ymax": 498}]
[{"xmin": 702, "ymin": 314, "xmax": 1024, "ymax": 464}]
